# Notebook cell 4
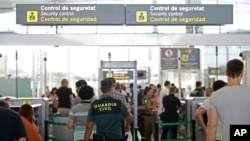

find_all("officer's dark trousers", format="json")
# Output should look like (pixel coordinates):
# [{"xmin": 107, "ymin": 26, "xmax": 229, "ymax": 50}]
[
  {"xmin": 161, "ymin": 115, "xmax": 179, "ymax": 140},
  {"xmin": 161, "ymin": 125, "xmax": 178, "ymax": 140},
  {"xmin": 131, "ymin": 113, "xmax": 144, "ymax": 139}
]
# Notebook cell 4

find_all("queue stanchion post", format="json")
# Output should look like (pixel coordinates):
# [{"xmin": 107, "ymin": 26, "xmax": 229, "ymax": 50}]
[
  {"xmin": 154, "ymin": 121, "xmax": 159, "ymax": 141},
  {"xmin": 192, "ymin": 120, "xmax": 196, "ymax": 141},
  {"xmin": 44, "ymin": 120, "xmax": 48, "ymax": 141},
  {"xmin": 159, "ymin": 120, "xmax": 193, "ymax": 141}
]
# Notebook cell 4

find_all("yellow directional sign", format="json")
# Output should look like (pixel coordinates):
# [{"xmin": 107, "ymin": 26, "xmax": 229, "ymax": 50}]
[
  {"xmin": 161, "ymin": 48, "xmax": 200, "ymax": 70},
  {"xmin": 210, "ymin": 69, "xmax": 221, "ymax": 75},
  {"xmin": 22, "ymin": 99, "xmax": 33, "ymax": 104},
  {"xmin": 209, "ymin": 68, "xmax": 225, "ymax": 75},
  {"xmin": 186, "ymin": 48, "xmax": 192, "ymax": 54},
  {"xmin": 106, "ymin": 72, "xmax": 113, "ymax": 78},
  {"xmin": 181, "ymin": 54, "xmax": 189, "ymax": 62},
  {"xmin": 26, "ymin": 11, "xmax": 38, "ymax": 22},
  {"xmin": 136, "ymin": 11, "xmax": 147, "ymax": 22}
]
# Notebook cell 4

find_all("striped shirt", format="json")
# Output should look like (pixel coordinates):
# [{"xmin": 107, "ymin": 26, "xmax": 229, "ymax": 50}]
[{"xmin": 112, "ymin": 91, "xmax": 127, "ymax": 106}]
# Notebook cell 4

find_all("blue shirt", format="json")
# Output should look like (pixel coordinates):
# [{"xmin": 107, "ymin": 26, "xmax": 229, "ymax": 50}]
[{"xmin": 0, "ymin": 108, "xmax": 28, "ymax": 141}]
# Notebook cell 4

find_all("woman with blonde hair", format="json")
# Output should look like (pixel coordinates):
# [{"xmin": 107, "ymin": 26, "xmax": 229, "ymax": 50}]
[{"xmin": 18, "ymin": 104, "xmax": 42, "ymax": 141}]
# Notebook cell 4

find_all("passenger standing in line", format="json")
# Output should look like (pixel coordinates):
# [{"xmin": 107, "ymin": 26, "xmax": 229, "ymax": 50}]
[
  {"xmin": 113, "ymin": 82, "xmax": 128, "ymax": 106},
  {"xmin": 18, "ymin": 104, "xmax": 42, "ymax": 141},
  {"xmin": 56, "ymin": 79, "xmax": 74, "ymax": 114},
  {"xmin": 202, "ymin": 87, "xmax": 206, "ymax": 94},
  {"xmin": 120, "ymin": 83, "xmax": 130, "ymax": 106},
  {"xmin": 207, "ymin": 59, "xmax": 250, "ymax": 141},
  {"xmin": 129, "ymin": 83, "xmax": 146, "ymax": 138},
  {"xmin": 49, "ymin": 87, "xmax": 58, "ymax": 113},
  {"xmin": 68, "ymin": 85, "xmax": 95, "ymax": 141},
  {"xmin": 156, "ymin": 84, "xmax": 162, "ymax": 96},
  {"xmin": 0, "ymin": 104, "xmax": 28, "ymax": 141},
  {"xmin": 171, "ymin": 83, "xmax": 176, "ymax": 88},
  {"xmin": 201, "ymin": 87, "xmax": 213, "ymax": 126},
  {"xmin": 161, "ymin": 87, "xmax": 183, "ymax": 140},
  {"xmin": 205, "ymin": 87, "xmax": 213, "ymax": 97},
  {"xmin": 120, "ymin": 83, "xmax": 127, "ymax": 96},
  {"xmin": 84, "ymin": 79, "xmax": 133, "ymax": 141},
  {"xmin": 73, "ymin": 79, "xmax": 88, "ymax": 106},
  {"xmin": 112, "ymin": 82, "xmax": 129, "ymax": 140},
  {"xmin": 137, "ymin": 85, "xmax": 144, "ymax": 95},
  {"xmin": 195, "ymin": 80, "xmax": 226, "ymax": 141},
  {"xmin": 158, "ymin": 80, "xmax": 171, "ymax": 114},
  {"xmin": 142, "ymin": 87, "xmax": 155, "ymax": 141},
  {"xmin": 150, "ymin": 86, "xmax": 159, "ymax": 140},
  {"xmin": 190, "ymin": 81, "xmax": 204, "ymax": 97},
  {"xmin": 0, "ymin": 100, "xmax": 9, "ymax": 108},
  {"xmin": 156, "ymin": 84, "xmax": 162, "ymax": 110}
]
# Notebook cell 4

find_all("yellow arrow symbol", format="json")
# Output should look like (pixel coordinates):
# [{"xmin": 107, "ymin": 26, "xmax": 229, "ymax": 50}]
[
  {"xmin": 186, "ymin": 48, "xmax": 192, "ymax": 54},
  {"xmin": 181, "ymin": 55, "xmax": 189, "ymax": 62}
]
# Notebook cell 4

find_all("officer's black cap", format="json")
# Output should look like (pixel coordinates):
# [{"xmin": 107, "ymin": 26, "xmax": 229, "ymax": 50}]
[{"xmin": 101, "ymin": 79, "xmax": 113, "ymax": 88}]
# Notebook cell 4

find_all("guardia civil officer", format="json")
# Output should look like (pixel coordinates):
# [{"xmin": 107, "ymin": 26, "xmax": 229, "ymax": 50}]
[{"xmin": 84, "ymin": 79, "xmax": 133, "ymax": 141}]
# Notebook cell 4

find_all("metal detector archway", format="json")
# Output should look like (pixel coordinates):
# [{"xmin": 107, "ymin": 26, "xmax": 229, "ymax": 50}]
[
  {"xmin": 240, "ymin": 51, "xmax": 250, "ymax": 87},
  {"xmin": 99, "ymin": 61, "xmax": 138, "ymax": 141}
]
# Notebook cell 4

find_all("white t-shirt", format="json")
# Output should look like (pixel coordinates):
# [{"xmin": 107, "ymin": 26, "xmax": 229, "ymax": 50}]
[
  {"xmin": 202, "ymin": 98, "xmax": 221, "ymax": 140},
  {"xmin": 121, "ymin": 90, "xmax": 127, "ymax": 96},
  {"xmin": 209, "ymin": 86, "xmax": 250, "ymax": 141},
  {"xmin": 157, "ymin": 87, "xmax": 169, "ymax": 113}
]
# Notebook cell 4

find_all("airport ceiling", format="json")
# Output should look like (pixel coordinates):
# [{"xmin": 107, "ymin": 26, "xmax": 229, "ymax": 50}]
[
  {"xmin": 0, "ymin": 0, "xmax": 63, "ymax": 9},
  {"xmin": 0, "ymin": 0, "xmax": 110, "ymax": 9}
]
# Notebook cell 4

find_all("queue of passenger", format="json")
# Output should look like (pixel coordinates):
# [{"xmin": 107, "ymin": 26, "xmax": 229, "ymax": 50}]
[
  {"xmin": 128, "ymin": 81, "xmax": 185, "ymax": 141},
  {"xmin": 1, "ymin": 58, "xmax": 249, "ymax": 141}
]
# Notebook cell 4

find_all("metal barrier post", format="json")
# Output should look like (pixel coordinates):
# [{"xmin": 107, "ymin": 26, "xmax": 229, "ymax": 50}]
[
  {"xmin": 159, "ymin": 120, "xmax": 193, "ymax": 141},
  {"xmin": 186, "ymin": 99, "xmax": 192, "ymax": 139},
  {"xmin": 192, "ymin": 120, "xmax": 196, "ymax": 141},
  {"xmin": 44, "ymin": 120, "xmax": 48, "ymax": 141},
  {"xmin": 154, "ymin": 121, "xmax": 159, "ymax": 141}
]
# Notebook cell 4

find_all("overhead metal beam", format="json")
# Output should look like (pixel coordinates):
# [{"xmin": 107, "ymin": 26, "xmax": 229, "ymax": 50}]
[{"xmin": 0, "ymin": 34, "xmax": 250, "ymax": 46}]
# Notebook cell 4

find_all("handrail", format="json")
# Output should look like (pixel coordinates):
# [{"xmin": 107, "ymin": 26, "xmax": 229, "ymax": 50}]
[
  {"xmin": 159, "ymin": 121, "xmax": 192, "ymax": 127},
  {"xmin": 47, "ymin": 121, "xmax": 68, "ymax": 126},
  {"xmin": 136, "ymin": 129, "xmax": 142, "ymax": 141},
  {"xmin": 135, "ymin": 127, "xmax": 145, "ymax": 141},
  {"xmin": 161, "ymin": 137, "xmax": 192, "ymax": 141},
  {"xmin": 154, "ymin": 120, "xmax": 196, "ymax": 141},
  {"xmin": 48, "ymin": 137, "xmax": 71, "ymax": 141}
]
